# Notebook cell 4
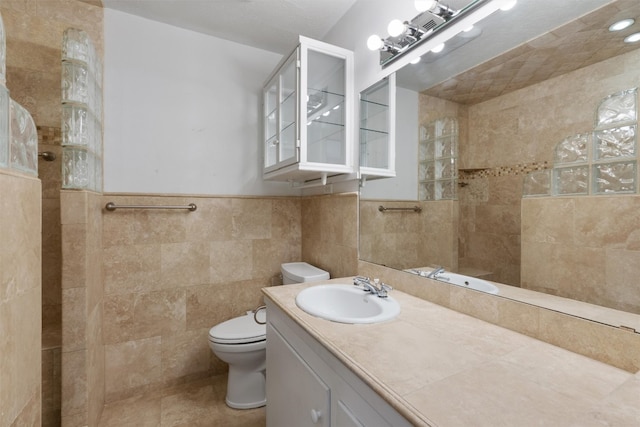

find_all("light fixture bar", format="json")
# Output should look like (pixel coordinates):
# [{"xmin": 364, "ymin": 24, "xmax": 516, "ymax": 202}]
[{"xmin": 371, "ymin": 0, "xmax": 499, "ymax": 67}]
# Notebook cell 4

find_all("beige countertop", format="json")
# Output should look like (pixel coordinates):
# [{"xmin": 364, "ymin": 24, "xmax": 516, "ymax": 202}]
[{"xmin": 263, "ymin": 278, "xmax": 640, "ymax": 427}]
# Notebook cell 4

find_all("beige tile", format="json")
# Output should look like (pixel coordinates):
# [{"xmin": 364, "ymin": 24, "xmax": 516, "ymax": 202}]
[
  {"xmin": 209, "ymin": 240, "xmax": 253, "ymax": 284},
  {"xmin": 186, "ymin": 281, "xmax": 267, "ymax": 330},
  {"xmin": 61, "ymin": 223, "xmax": 87, "ymax": 290},
  {"xmin": 184, "ymin": 198, "xmax": 233, "ymax": 242},
  {"xmin": 162, "ymin": 328, "xmax": 211, "ymax": 382},
  {"xmin": 61, "ymin": 349, "xmax": 87, "ymax": 417},
  {"xmin": 103, "ymin": 244, "xmax": 162, "ymax": 295},
  {"xmin": 102, "ymin": 197, "xmax": 188, "ymax": 247},
  {"xmin": 60, "ymin": 191, "xmax": 88, "ymax": 225},
  {"xmin": 105, "ymin": 337, "xmax": 163, "ymax": 398},
  {"xmin": 539, "ymin": 309, "xmax": 640, "ymax": 373},
  {"xmin": 497, "ymin": 299, "xmax": 540, "ymax": 338},
  {"xmin": 103, "ymin": 289, "xmax": 186, "ymax": 344},
  {"xmin": 501, "ymin": 340, "xmax": 632, "ymax": 403},
  {"xmin": 231, "ymin": 198, "xmax": 272, "ymax": 240},
  {"xmin": 99, "ymin": 394, "xmax": 161, "ymax": 427},
  {"xmin": 449, "ymin": 285, "xmax": 500, "ymax": 324},
  {"xmin": 252, "ymin": 238, "xmax": 300, "ymax": 281},
  {"xmin": 62, "ymin": 287, "xmax": 87, "ymax": 352},
  {"xmin": 160, "ymin": 242, "xmax": 210, "ymax": 288},
  {"xmin": 405, "ymin": 361, "xmax": 592, "ymax": 426}
]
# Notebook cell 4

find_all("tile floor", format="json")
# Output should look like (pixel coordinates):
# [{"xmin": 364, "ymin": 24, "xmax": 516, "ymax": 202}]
[{"xmin": 98, "ymin": 375, "xmax": 266, "ymax": 427}]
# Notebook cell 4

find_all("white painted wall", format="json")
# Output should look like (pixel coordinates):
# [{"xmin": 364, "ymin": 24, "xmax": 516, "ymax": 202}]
[
  {"xmin": 323, "ymin": 0, "xmax": 432, "ymax": 93},
  {"xmin": 361, "ymin": 87, "xmax": 418, "ymax": 200},
  {"xmin": 103, "ymin": 9, "xmax": 299, "ymax": 195}
]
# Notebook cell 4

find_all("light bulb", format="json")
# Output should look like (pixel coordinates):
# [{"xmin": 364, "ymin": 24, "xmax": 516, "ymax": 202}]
[
  {"xmin": 431, "ymin": 43, "xmax": 445, "ymax": 53},
  {"xmin": 609, "ymin": 19, "xmax": 634, "ymax": 32},
  {"xmin": 410, "ymin": 56, "xmax": 421, "ymax": 65},
  {"xmin": 367, "ymin": 35, "xmax": 384, "ymax": 51},
  {"xmin": 624, "ymin": 32, "xmax": 640, "ymax": 43},
  {"xmin": 415, "ymin": 0, "xmax": 437, "ymax": 12},
  {"xmin": 499, "ymin": 0, "xmax": 517, "ymax": 11},
  {"xmin": 387, "ymin": 19, "xmax": 406, "ymax": 37}
]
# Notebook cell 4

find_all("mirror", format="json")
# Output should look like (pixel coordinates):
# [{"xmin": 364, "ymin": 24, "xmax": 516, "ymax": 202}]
[{"xmin": 360, "ymin": 0, "xmax": 640, "ymax": 325}]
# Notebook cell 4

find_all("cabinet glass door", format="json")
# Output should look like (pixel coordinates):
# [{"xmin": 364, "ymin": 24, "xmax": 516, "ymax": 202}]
[
  {"xmin": 359, "ymin": 74, "xmax": 395, "ymax": 177},
  {"xmin": 279, "ymin": 56, "xmax": 298, "ymax": 166},
  {"xmin": 264, "ymin": 52, "xmax": 298, "ymax": 170},
  {"xmin": 264, "ymin": 82, "xmax": 278, "ymax": 168},
  {"xmin": 305, "ymin": 48, "xmax": 346, "ymax": 165}
]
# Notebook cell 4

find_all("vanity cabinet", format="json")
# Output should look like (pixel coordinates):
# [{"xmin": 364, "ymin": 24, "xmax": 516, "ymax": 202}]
[
  {"xmin": 265, "ymin": 299, "xmax": 412, "ymax": 427},
  {"xmin": 262, "ymin": 36, "xmax": 354, "ymax": 183},
  {"xmin": 359, "ymin": 74, "xmax": 396, "ymax": 180}
]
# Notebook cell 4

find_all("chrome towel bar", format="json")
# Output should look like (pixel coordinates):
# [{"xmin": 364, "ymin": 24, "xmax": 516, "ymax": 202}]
[
  {"xmin": 105, "ymin": 202, "xmax": 197, "ymax": 212},
  {"xmin": 378, "ymin": 205, "xmax": 422, "ymax": 213}
]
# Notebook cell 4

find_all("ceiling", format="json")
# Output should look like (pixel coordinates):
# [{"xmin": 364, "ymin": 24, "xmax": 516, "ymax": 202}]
[{"xmin": 100, "ymin": 0, "xmax": 358, "ymax": 54}]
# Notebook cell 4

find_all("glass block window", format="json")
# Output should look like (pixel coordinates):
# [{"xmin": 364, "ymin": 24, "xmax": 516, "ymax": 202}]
[
  {"xmin": 531, "ymin": 87, "xmax": 639, "ymax": 198},
  {"xmin": 418, "ymin": 117, "xmax": 458, "ymax": 201},
  {"xmin": 523, "ymin": 169, "xmax": 551, "ymax": 197},
  {"xmin": 554, "ymin": 134, "xmax": 589, "ymax": 164},
  {"xmin": 61, "ymin": 28, "xmax": 103, "ymax": 191},
  {"xmin": 553, "ymin": 166, "xmax": 589, "ymax": 195},
  {"xmin": 595, "ymin": 88, "xmax": 637, "ymax": 130}
]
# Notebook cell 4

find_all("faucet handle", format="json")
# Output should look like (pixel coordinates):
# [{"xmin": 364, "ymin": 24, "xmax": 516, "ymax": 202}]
[{"xmin": 380, "ymin": 282, "xmax": 392, "ymax": 291}]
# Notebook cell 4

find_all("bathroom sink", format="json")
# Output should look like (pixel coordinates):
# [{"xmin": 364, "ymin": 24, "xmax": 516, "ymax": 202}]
[
  {"xmin": 295, "ymin": 284, "xmax": 400, "ymax": 324},
  {"xmin": 435, "ymin": 272, "xmax": 499, "ymax": 294}
]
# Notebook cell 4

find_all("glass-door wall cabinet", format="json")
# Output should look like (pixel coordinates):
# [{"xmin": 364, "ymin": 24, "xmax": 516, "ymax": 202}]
[
  {"xmin": 359, "ymin": 74, "xmax": 396, "ymax": 179},
  {"xmin": 262, "ymin": 36, "xmax": 354, "ymax": 182}
]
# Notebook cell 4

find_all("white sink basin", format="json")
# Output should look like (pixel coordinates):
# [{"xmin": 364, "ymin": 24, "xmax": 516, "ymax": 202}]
[{"xmin": 295, "ymin": 284, "xmax": 401, "ymax": 324}]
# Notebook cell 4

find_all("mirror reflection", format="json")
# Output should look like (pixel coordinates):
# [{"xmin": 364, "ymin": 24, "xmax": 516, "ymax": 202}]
[{"xmin": 360, "ymin": 0, "xmax": 640, "ymax": 318}]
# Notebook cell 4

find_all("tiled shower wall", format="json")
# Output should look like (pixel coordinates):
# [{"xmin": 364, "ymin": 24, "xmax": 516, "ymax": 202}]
[
  {"xmin": 1, "ymin": 1, "xmax": 104, "ymax": 424},
  {"xmin": 60, "ymin": 190, "xmax": 104, "ymax": 426},
  {"xmin": 359, "ymin": 199, "xmax": 457, "ymax": 271},
  {"xmin": 414, "ymin": 46, "xmax": 640, "ymax": 298},
  {"xmin": 0, "ymin": 171, "xmax": 42, "ymax": 425}
]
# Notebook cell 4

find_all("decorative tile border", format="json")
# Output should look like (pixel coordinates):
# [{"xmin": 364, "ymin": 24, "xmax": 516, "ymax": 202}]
[
  {"xmin": 37, "ymin": 126, "xmax": 62, "ymax": 145},
  {"xmin": 459, "ymin": 161, "xmax": 550, "ymax": 180}
]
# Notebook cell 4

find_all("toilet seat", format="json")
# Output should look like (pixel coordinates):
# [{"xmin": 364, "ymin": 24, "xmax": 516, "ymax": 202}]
[{"xmin": 209, "ymin": 312, "xmax": 266, "ymax": 345}]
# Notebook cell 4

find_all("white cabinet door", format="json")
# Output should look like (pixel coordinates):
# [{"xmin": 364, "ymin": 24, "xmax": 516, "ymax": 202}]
[
  {"xmin": 266, "ymin": 323, "xmax": 330, "ymax": 427},
  {"xmin": 335, "ymin": 401, "xmax": 365, "ymax": 427}
]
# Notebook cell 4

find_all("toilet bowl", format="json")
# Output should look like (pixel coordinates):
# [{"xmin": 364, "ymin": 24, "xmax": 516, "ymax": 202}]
[
  {"xmin": 208, "ymin": 310, "xmax": 267, "ymax": 409},
  {"xmin": 208, "ymin": 262, "xmax": 329, "ymax": 409}
]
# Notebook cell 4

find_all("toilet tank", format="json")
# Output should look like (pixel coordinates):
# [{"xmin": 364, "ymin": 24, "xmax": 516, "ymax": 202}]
[{"xmin": 281, "ymin": 262, "xmax": 330, "ymax": 285}]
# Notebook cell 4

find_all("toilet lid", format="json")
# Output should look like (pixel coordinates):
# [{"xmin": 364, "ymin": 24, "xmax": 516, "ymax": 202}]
[{"xmin": 209, "ymin": 312, "xmax": 266, "ymax": 344}]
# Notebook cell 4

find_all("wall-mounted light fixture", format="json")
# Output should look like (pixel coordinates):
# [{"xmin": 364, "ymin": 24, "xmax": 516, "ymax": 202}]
[{"xmin": 368, "ymin": 0, "xmax": 517, "ymax": 67}]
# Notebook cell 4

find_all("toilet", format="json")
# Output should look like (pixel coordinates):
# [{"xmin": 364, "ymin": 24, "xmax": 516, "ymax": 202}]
[{"xmin": 208, "ymin": 262, "xmax": 330, "ymax": 409}]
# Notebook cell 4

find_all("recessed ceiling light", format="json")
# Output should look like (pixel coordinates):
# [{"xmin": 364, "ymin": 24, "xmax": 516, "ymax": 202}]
[
  {"xmin": 609, "ymin": 18, "xmax": 635, "ymax": 32},
  {"xmin": 624, "ymin": 32, "xmax": 640, "ymax": 43}
]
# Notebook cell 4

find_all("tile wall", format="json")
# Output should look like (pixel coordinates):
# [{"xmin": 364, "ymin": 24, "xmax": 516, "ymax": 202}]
[
  {"xmin": 464, "ymin": 46, "xmax": 640, "ymax": 306},
  {"xmin": 98, "ymin": 193, "xmax": 357, "ymax": 404},
  {"xmin": 301, "ymin": 193, "xmax": 358, "ymax": 278},
  {"xmin": 522, "ymin": 195, "xmax": 640, "ymax": 315},
  {"xmin": 60, "ymin": 190, "xmax": 104, "ymax": 426},
  {"xmin": 1, "ymin": 1, "xmax": 104, "ymax": 424},
  {"xmin": 0, "ymin": 170, "xmax": 42, "ymax": 426},
  {"xmin": 359, "ymin": 199, "xmax": 457, "ymax": 271}
]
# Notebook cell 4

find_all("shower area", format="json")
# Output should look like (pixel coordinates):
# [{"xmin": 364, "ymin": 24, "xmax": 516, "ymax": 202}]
[{"xmin": 1, "ymin": 1, "xmax": 105, "ymax": 425}]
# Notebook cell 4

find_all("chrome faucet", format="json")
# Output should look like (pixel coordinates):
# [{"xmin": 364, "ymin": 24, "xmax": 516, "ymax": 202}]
[
  {"xmin": 426, "ymin": 267, "xmax": 445, "ymax": 279},
  {"xmin": 353, "ymin": 276, "xmax": 393, "ymax": 298}
]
